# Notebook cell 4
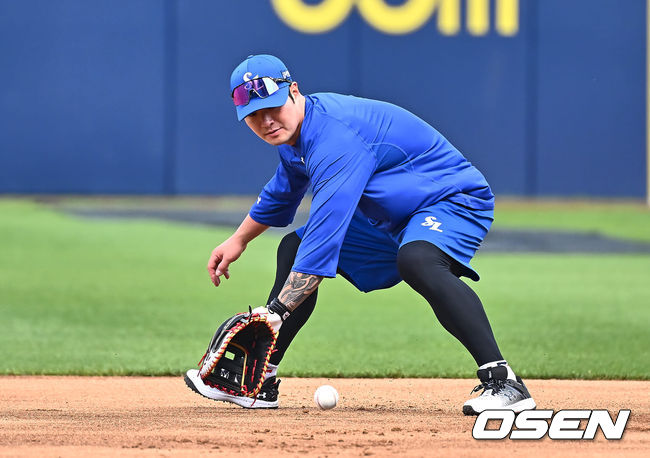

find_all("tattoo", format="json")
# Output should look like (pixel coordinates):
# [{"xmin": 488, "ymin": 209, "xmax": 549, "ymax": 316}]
[{"xmin": 278, "ymin": 271, "xmax": 323, "ymax": 311}]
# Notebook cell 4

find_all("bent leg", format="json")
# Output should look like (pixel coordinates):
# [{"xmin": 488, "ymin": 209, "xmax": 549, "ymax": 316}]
[
  {"xmin": 396, "ymin": 240, "xmax": 503, "ymax": 366},
  {"xmin": 267, "ymin": 232, "xmax": 317, "ymax": 365}
]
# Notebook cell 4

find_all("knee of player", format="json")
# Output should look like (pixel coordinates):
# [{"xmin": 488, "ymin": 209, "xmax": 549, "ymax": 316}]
[
  {"xmin": 397, "ymin": 241, "xmax": 450, "ymax": 282},
  {"xmin": 397, "ymin": 242, "xmax": 424, "ymax": 279},
  {"xmin": 277, "ymin": 231, "xmax": 301, "ymax": 261}
]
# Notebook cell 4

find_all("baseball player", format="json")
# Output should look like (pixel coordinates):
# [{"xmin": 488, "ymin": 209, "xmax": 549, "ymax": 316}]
[{"xmin": 186, "ymin": 54, "xmax": 536, "ymax": 415}]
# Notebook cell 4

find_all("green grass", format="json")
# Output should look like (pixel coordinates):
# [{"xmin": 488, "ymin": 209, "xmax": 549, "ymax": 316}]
[
  {"xmin": 493, "ymin": 200, "xmax": 650, "ymax": 242},
  {"xmin": 1, "ymin": 199, "xmax": 649, "ymax": 379}
]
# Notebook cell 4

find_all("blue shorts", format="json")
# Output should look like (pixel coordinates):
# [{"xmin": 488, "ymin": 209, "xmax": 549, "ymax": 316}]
[{"xmin": 295, "ymin": 200, "xmax": 493, "ymax": 293}]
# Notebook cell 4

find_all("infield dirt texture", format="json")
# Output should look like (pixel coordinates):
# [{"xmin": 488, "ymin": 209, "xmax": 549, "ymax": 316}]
[{"xmin": 1, "ymin": 376, "xmax": 649, "ymax": 456}]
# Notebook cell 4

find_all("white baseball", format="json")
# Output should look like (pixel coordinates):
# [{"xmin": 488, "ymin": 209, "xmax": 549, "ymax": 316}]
[{"xmin": 314, "ymin": 385, "xmax": 339, "ymax": 410}]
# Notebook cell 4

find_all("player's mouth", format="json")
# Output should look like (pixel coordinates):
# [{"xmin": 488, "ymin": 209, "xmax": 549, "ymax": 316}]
[{"xmin": 266, "ymin": 127, "xmax": 282, "ymax": 138}]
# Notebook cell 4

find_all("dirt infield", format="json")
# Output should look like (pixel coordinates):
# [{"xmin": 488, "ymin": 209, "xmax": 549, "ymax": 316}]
[{"xmin": 1, "ymin": 377, "xmax": 648, "ymax": 457}]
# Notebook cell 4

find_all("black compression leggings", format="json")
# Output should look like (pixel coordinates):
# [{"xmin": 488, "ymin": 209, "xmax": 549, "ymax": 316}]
[
  {"xmin": 268, "ymin": 233, "xmax": 503, "ymax": 366},
  {"xmin": 267, "ymin": 232, "xmax": 317, "ymax": 365},
  {"xmin": 396, "ymin": 241, "xmax": 503, "ymax": 365}
]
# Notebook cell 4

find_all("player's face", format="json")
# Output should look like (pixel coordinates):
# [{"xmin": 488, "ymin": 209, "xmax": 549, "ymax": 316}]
[{"xmin": 244, "ymin": 85, "xmax": 303, "ymax": 146}]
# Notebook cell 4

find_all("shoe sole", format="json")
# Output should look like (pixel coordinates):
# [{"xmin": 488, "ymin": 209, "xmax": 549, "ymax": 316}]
[
  {"xmin": 184, "ymin": 369, "xmax": 278, "ymax": 409},
  {"xmin": 463, "ymin": 398, "xmax": 537, "ymax": 416}
]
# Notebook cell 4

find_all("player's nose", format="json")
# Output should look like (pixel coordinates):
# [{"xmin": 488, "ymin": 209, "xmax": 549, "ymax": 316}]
[{"xmin": 259, "ymin": 110, "xmax": 274, "ymax": 126}]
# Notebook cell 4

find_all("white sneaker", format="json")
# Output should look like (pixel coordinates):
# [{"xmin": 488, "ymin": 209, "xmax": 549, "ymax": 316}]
[
  {"xmin": 463, "ymin": 365, "xmax": 536, "ymax": 415},
  {"xmin": 184, "ymin": 369, "xmax": 279, "ymax": 409}
]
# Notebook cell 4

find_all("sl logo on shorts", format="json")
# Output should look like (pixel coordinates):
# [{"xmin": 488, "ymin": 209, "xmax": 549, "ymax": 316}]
[{"xmin": 421, "ymin": 216, "xmax": 443, "ymax": 232}]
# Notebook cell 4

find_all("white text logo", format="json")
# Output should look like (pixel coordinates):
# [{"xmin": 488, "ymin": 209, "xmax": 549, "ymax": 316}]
[
  {"xmin": 472, "ymin": 409, "xmax": 631, "ymax": 440},
  {"xmin": 421, "ymin": 216, "xmax": 443, "ymax": 232}
]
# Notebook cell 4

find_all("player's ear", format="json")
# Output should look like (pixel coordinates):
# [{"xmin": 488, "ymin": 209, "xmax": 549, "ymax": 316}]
[{"xmin": 289, "ymin": 81, "xmax": 301, "ymax": 99}]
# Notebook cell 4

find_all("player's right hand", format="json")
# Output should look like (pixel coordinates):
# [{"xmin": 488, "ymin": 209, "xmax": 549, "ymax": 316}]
[{"xmin": 207, "ymin": 238, "xmax": 246, "ymax": 287}]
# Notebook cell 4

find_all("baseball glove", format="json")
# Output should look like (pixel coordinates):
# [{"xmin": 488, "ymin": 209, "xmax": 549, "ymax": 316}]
[{"xmin": 196, "ymin": 307, "xmax": 277, "ymax": 398}]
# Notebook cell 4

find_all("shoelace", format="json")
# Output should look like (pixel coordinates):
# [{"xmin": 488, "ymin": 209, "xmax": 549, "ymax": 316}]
[{"xmin": 470, "ymin": 378, "xmax": 507, "ymax": 395}]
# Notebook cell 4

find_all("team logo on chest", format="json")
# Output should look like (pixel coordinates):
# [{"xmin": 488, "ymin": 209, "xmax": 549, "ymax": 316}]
[{"xmin": 421, "ymin": 216, "xmax": 443, "ymax": 232}]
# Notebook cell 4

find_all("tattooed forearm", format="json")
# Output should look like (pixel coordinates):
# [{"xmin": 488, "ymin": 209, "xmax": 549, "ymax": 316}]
[{"xmin": 278, "ymin": 271, "xmax": 323, "ymax": 311}]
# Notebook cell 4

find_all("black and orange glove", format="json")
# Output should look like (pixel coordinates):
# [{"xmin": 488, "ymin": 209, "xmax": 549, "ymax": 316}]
[{"xmin": 197, "ymin": 308, "xmax": 277, "ymax": 397}]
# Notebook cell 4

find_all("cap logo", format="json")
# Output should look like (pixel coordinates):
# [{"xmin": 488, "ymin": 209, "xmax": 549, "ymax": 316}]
[
  {"xmin": 243, "ymin": 72, "xmax": 259, "ymax": 82},
  {"xmin": 282, "ymin": 70, "xmax": 291, "ymax": 79}
]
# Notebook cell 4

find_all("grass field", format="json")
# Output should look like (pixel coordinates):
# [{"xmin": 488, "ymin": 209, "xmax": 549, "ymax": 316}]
[{"xmin": 1, "ymin": 198, "xmax": 649, "ymax": 379}]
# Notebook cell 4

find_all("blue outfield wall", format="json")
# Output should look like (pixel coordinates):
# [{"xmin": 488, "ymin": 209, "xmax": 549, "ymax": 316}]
[{"xmin": 0, "ymin": 0, "xmax": 646, "ymax": 198}]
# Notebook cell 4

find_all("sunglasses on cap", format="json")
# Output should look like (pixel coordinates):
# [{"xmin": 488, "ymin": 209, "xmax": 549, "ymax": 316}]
[{"xmin": 232, "ymin": 77, "xmax": 292, "ymax": 107}]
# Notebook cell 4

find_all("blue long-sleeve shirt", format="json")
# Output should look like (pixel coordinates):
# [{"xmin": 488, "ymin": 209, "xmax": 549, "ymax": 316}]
[{"xmin": 249, "ymin": 93, "xmax": 494, "ymax": 278}]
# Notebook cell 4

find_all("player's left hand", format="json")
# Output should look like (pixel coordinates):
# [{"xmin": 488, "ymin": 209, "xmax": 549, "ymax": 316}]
[
  {"xmin": 251, "ymin": 306, "xmax": 283, "ymax": 334},
  {"xmin": 190, "ymin": 307, "xmax": 277, "ymax": 400}
]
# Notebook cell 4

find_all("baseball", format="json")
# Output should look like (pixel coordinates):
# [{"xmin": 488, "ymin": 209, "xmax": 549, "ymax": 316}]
[{"xmin": 314, "ymin": 384, "xmax": 339, "ymax": 410}]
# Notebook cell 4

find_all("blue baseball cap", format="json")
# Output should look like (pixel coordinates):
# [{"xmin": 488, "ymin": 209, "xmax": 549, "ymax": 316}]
[{"xmin": 230, "ymin": 54, "xmax": 292, "ymax": 121}]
